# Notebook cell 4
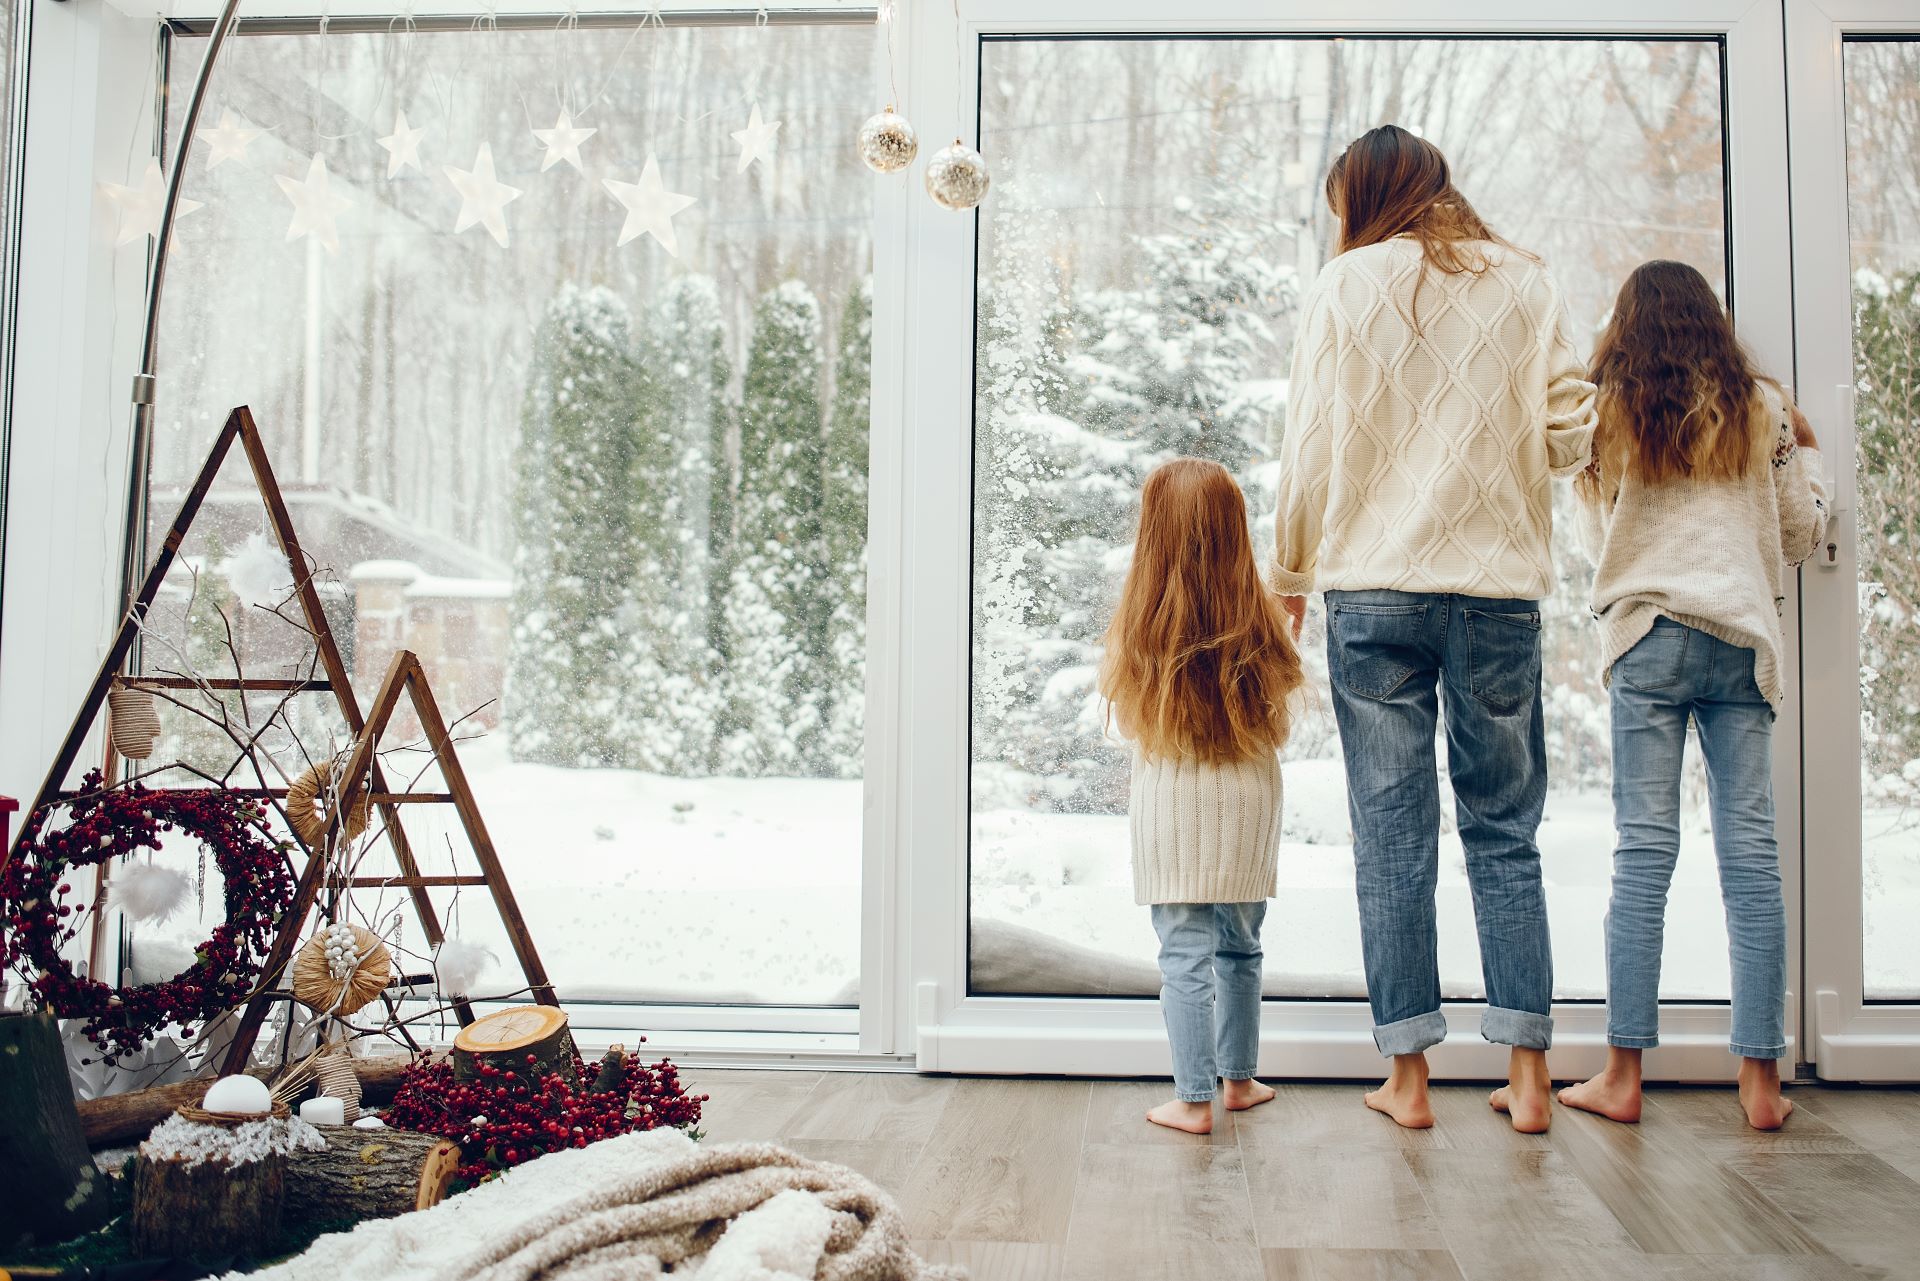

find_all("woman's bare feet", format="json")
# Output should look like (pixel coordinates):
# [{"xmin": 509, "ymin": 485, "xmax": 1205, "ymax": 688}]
[
  {"xmin": 1558, "ymin": 1047, "xmax": 1644, "ymax": 1123},
  {"xmin": 1738, "ymin": 1057, "xmax": 1794, "ymax": 1131},
  {"xmin": 1146, "ymin": 1099, "xmax": 1214, "ymax": 1134},
  {"xmin": 1222, "ymin": 1078, "xmax": 1276, "ymax": 1111},
  {"xmin": 1489, "ymin": 1047, "xmax": 1553, "ymax": 1133},
  {"xmin": 1364, "ymin": 1053, "xmax": 1435, "ymax": 1129}
]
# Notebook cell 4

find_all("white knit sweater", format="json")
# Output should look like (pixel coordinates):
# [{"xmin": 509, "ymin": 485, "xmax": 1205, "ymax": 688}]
[
  {"xmin": 1574, "ymin": 382, "xmax": 1828, "ymax": 710},
  {"xmin": 1129, "ymin": 749, "xmax": 1283, "ymax": 906},
  {"xmin": 1271, "ymin": 238, "xmax": 1598, "ymax": 599}
]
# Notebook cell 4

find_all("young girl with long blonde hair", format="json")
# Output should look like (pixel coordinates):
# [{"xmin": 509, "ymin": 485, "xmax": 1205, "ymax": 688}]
[
  {"xmin": 1098, "ymin": 457, "xmax": 1306, "ymax": 1133},
  {"xmin": 1561, "ymin": 260, "xmax": 1827, "ymax": 1130}
]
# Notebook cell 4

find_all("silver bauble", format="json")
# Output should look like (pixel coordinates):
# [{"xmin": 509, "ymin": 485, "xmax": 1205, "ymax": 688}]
[
  {"xmin": 857, "ymin": 108, "xmax": 918, "ymax": 174},
  {"xmin": 924, "ymin": 139, "xmax": 991, "ymax": 210}
]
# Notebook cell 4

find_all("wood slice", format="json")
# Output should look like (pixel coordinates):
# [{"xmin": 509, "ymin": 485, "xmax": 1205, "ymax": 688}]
[
  {"xmin": 0, "ymin": 1012, "xmax": 114, "ymax": 1249},
  {"xmin": 284, "ymin": 1125, "xmax": 462, "ymax": 1226},
  {"xmin": 77, "ymin": 1055, "xmax": 429, "ymax": 1149},
  {"xmin": 451, "ymin": 1005, "xmax": 575, "ymax": 1085},
  {"xmin": 131, "ymin": 1150, "xmax": 286, "ymax": 1260}
]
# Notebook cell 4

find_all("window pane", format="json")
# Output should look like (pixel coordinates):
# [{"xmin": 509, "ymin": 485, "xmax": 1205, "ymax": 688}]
[
  {"xmin": 971, "ymin": 36, "xmax": 1728, "ymax": 1000},
  {"xmin": 137, "ymin": 22, "xmax": 871, "ymax": 1007},
  {"xmin": 1844, "ymin": 38, "xmax": 1920, "ymax": 1002}
]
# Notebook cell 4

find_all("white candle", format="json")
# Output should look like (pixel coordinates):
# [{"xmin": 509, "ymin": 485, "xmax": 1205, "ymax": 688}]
[{"xmin": 299, "ymin": 1096, "xmax": 346, "ymax": 1126}]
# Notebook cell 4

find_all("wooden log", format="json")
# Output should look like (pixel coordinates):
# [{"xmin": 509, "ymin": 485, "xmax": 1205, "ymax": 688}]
[
  {"xmin": 451, "ymin": 1005, "xmax": 575, "ymax": 1085},
  {"xmin": 131, "ymin": 1149, "xmax": 286, "ymax": 1260},
  {"xmin": 285, "ymin": 1125, "xmax": 462, "ymax": 1225},
  {"xmin": 77, "ymin": 1054, "xmax": 428, "ymax": 1149},
  {"xmin": 0, "ymin": 1012, "xmax": 114, "ymax": 1249}
]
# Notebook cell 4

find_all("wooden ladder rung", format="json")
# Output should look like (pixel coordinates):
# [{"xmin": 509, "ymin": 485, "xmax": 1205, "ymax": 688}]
[
  {"xmin": 224, "ymin": 788, "xmax": 454, "ymax": 804},
  {"xmin": 326, "ymin": 875, "xmax": 491, "ymax": 889},
  {"xmin": 122, "ymin": 676, "xmax": 332, "ymax": 692}
]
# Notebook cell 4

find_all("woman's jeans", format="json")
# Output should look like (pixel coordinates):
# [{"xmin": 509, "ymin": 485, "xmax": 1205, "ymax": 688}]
[
  {"xmin": 1606, "ymin": 619, "xmax": 1787, "ymax": 1059},
  {"xmin": 1325, "ymin": 589, "xmax": 1554, "ymax": 1057},
  {"xmin": 1151, "ymin": 901, "xmax": 1267, "ymax": 1101}
]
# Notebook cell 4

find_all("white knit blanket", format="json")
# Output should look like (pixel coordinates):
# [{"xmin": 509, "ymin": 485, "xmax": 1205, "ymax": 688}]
[{"xmin": 228, "ymin": 1130, "xmax": 964, "ymax": 1281}]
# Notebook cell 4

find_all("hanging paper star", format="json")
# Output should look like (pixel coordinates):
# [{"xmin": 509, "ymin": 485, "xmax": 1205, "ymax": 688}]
[
  {"xmin": 377, "ymin": 109, "xmax": 427, "ymax": 179},
  {"xmin": 731, "ymin": 103, "xmax": 782, "ymax": 174},
  {"xmin": 199, "ymin": 108, "xmax": 267, "ymax": 170},
  {"xmin": 275, "ymin": 153, "xmax": 353, "ymax": 254},
  {"xmin": 602, "ymin": 154, "xmax": 696, "ymax": 256},
  {"xmin": 532, "ymin": 109, "xmax": 596, "ymax": 174},
  {"xmin": 445, "ymin": 142, "xmax": 523, "ymax": 248},
  {"xmin": 101, "ymin": 160, "xmax": 202, "ymax": 248}
]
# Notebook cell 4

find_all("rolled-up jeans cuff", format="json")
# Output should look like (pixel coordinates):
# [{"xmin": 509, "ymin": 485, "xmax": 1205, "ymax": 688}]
[
  {"xmin": 1373, "ymin": 1011, "xmax": 1447, "ymax": 1057},
  {"xmin": 1482, "ymin": 1006, "xmax": 1553, "ymax": 1050},
  {"xmin": 1730, "ymin": 1041, "xmax": 1787, "ymax": 1061}
]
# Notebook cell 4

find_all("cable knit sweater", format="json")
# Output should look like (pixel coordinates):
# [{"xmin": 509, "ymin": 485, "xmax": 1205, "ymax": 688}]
[
  {"xmin": 1574, "ymin": 381, "xmax": 1829, "ymax": 710},
  {"xmin": 1130, "ymin": 749, "xmax": 1283, "ymax": 905},
  {"xmin": 1271, "ymin": 238, "xmax": 1598, "ymax": 599}
]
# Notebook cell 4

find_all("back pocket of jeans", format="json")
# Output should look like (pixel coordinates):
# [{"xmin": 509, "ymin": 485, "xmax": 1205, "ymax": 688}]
[
  {"xmin": 1617, "ymin": 619, "xmax": 1689, "ymax": 692},
  {"xmin": 1464, "ymin": 608, "xmax": 1542, "ymax": 715},
  {"xmin": 1329, "ymin": 602, "xmax": 1428, "ymax": 701}
]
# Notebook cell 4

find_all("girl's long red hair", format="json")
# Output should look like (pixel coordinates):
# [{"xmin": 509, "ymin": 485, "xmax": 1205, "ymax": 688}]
[{"xmin": 1098, "ymin": 459, "xmax": 1304, "ymax": 764}]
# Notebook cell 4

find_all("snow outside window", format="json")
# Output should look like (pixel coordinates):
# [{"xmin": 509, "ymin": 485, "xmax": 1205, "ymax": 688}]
[
  {"xmin": 969, "ymin": 36, "xmax": 1734, "ymax": 1002},
  {"xmin": 1844, "ymin": 38, "xmax": 1920, "ymax": 1002},
  {"xmin": 133, "ymin": 21, "xmax": 872, "ymax": 1008}
]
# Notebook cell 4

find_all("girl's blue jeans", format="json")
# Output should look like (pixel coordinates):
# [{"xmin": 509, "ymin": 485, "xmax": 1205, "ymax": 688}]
[
  {"xmin": 1606, "ymin": 618, "xmax": 1788, "ymax": 1059},
  {"xmin": 1150, "ymin": 901, "xmax": 1267, "ymax": 1101}
]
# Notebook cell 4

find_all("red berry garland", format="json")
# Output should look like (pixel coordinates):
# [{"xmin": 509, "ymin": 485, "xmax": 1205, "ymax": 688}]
[
  {"xmin": 385, "ymin": 1048, "xmax": 706, "ymax": 1187},
  {"xmin": 0, "ymin": 770, "xmax": 296, "ymax": 1061}
]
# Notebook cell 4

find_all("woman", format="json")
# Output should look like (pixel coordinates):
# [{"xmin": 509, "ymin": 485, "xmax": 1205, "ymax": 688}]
[
  {"xmin": 1560, "ymin": 261, "xmax": 1825, "ymax": 1130},
  {"xmin": 1271, "ymin": 125, "xmax": 1597, "ymax": 1133}
]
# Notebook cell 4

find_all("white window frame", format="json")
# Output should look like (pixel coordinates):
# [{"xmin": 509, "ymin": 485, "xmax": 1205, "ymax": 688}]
[{"xmin": 1786, "ymin": 0, "xmax": 1920, "ymax": 1082}]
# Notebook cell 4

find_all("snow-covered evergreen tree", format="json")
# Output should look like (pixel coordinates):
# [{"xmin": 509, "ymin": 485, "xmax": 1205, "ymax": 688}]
[
  {"xmin": 818, "ymin": 278, "xmax": 872, "ymax": 774},
  {"xmin": 507, "ymin": 284, "xmax": 644, "ymax": 767},
  {"xmin": 720, "ymin": 281, "xmax": 829, "ymax": 776}
]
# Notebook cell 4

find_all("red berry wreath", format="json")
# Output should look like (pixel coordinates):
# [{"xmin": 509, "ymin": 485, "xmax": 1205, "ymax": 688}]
[{"xmin": 1, "ymin": 770, "xmax": 296, "ymax": 1062}]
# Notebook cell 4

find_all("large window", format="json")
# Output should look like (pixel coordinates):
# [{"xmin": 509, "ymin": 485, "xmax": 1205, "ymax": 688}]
[
  {"xmin": 969, "ymin": 35, "xmax": 1731, "ymax": 1001},
  {"xmin": 133, "ymin": 18, "xmax": 873, "ymax": 1008},
  {"xmin": 1843, "ymin": 37, "xmax": 1920, "ymax": 1002}
]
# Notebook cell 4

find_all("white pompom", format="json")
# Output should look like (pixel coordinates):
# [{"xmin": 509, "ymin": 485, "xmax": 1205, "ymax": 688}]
[
  {"xmin": 221, "ymin": 530, "xmax": 291, "ymax": 611},
  {"xmin": 433, "ymin": 938, "xmax": 496, "ymax": 998},
  {"xmin": 109, "ymin": 862, "xmax": 192, "ymax": 924},
  {"xmin": 202, "ymin": 1074, "xmax": 272, "ymax": 1116}
]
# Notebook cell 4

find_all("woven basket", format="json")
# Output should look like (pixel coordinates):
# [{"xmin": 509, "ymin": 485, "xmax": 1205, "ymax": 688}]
[
  {"xmin": 286, "ymin": 758, "xmax": 372, "ymax": 848},
  {"xmin": 175, "ymin": 1099, "xmax": 292, "ymax": 1128},
  {"xmin": 292, "ymin": 923, "xmax": 392, "ymax": 1016}
]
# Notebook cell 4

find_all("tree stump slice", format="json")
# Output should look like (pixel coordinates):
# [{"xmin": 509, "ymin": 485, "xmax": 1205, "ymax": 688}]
[
  {"xmin": 285, "ymin": 1126, "xmax": 462, "ymax": 1226},
  {"xmin": 451, "ymin": 1005, "xmax": 575, "ymax": 1085},
  {"xmin": 131, "ymin": 1150, "xmax": 287, "ymax": 1260},
  {"xmin": 0, "ymin": 1012, "xmax": 114, "ymax": 1250}
]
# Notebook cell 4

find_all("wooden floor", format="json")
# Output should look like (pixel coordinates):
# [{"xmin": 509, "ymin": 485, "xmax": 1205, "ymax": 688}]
[{"xmin": 682, "ymin": 1069, "xmax": 1920, "ymax": 1281}]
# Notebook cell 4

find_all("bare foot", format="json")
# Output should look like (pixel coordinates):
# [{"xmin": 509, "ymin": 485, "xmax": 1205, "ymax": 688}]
[
  {"xmin": 1364, "ymin": 1053, "xmax": 1435, "ymax": 1129},
  {"xmin": 1490, "ymin": 1047, "xmax": 1553, "ymax": 1133},
  {"xmin": 1558, "ymin": 1047, "xmax": 1643, "ymax": 1123},
  {"xmin": 1146, "ymin": 1099, "xmax": 1214, "ymax": 1134},
  {"xmin": 1738, "ymin": 1058, "xmax": 1794, "ymax": 1131},
  {"xmin": 1222, "ymin": 1078, "xmax": 1276, "ymax": 1112}
]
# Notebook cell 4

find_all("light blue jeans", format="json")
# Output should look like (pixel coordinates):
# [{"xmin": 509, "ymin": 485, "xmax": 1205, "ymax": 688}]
[
  {"xmin": 1606, "ymin": 618, "xmax": 1787, "ymax": 1059},
  {"xmin": 1325, "ymin": 590, "xmax": 1555, "ymax": 1057},
  {"xmin": 1150, "ymin": 901, "xmax": 1267, "ymax": 1101}
]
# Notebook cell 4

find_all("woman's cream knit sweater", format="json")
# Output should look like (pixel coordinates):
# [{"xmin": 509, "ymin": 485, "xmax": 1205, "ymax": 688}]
[
  {"xmin": 1129, "ymin": 749, "xmax": 1283, "ymax": 905},
  {"xmin": 1271, "ymin": 238, "xmax": 1598, "ymax": 599},
  {"xmin": 1574, "ymin": 381, "xmax": 1829, "ymax": 710}
]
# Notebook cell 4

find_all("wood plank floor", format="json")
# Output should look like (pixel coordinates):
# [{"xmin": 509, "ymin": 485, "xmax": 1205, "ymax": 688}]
[{"xmin": 681, "ymin": 1070, "xmax": 1920, "ymax": 1281}]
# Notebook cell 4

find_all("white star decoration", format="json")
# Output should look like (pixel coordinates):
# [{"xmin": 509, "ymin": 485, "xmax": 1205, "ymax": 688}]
[
  {"xmin": 532, "ymin": 109, "xmax": 596, "ymax": 174},
  {"xmin": 275, "ymin": 153, "xmax": 353, "ymax": 254},
  {"xmin": 199, "ymin": 109, "xmax": 267, "ymax": 170},
  {"xmin": 101, "ymin": 160, "xmax": 201, "ymax": 248},
  {"xmin": 445, "ymin": 142, "xmax": 524, "ymax": 248},
  {"xmin": 602, "ymin": 154, "xmax": 696, "ymax": 256},
  {"xmin": 377, "ymin": 109, "xmax": 427, "ymax": 179},
  {"xmin": 730, "ymin": 103, "xmax": 782, "ymax": 174}
]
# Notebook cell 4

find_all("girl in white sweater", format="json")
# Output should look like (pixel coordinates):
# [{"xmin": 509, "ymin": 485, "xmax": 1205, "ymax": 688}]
[
  {"xmin": 1099, "ymin": 458, "xmax": 1306, "ymax": 1134},
  {"xmin": 1560, "ymin": 260, "xmax": 1827, "ymax": 1131}
]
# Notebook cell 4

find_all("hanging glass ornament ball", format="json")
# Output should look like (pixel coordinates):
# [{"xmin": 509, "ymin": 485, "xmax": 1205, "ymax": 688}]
[
  {"xmin": 857, "ymin": 108, "xmax": 919, "ymax": 174},
  {"xmin": 925, "ymin": 139, "xmax": 991, "ymax": 210}
]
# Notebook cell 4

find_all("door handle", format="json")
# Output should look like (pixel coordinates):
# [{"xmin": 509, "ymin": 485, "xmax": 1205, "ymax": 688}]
[{"xmin": 1817, "ymin": 383, "xmax": 1855, "ymax": 570}]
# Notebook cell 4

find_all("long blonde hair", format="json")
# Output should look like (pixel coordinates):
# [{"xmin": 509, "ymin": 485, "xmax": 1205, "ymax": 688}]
[{"xmin": 1098, "ymin": 459, "xmax": 1304, "ymax": 764}]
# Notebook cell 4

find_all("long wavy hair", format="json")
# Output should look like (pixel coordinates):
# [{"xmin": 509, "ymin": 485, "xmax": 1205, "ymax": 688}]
[
  {"xmin": 1326, "ymin": 125, "xmax": 1518, "ymax": 285},
  {"xmin": 1580, "ymin": 260, "xmax": 1769, "ymax": 495},
  {"xmin": 1098, "ymin": 458, "xmax": 1303, "ymax": 764}
]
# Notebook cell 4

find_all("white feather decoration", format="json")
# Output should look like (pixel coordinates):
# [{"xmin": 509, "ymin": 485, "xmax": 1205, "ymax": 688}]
[
  {"xmin": 222, "ymin": 531, "xmax": 291, "ymax": 610},
  {"xmin": 434, "ymin": 938, "xmax": 497, "ymax": 998},
  {"xmin": 109, "ymin": 862, "xmax": 193, "ymax": 924}
]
